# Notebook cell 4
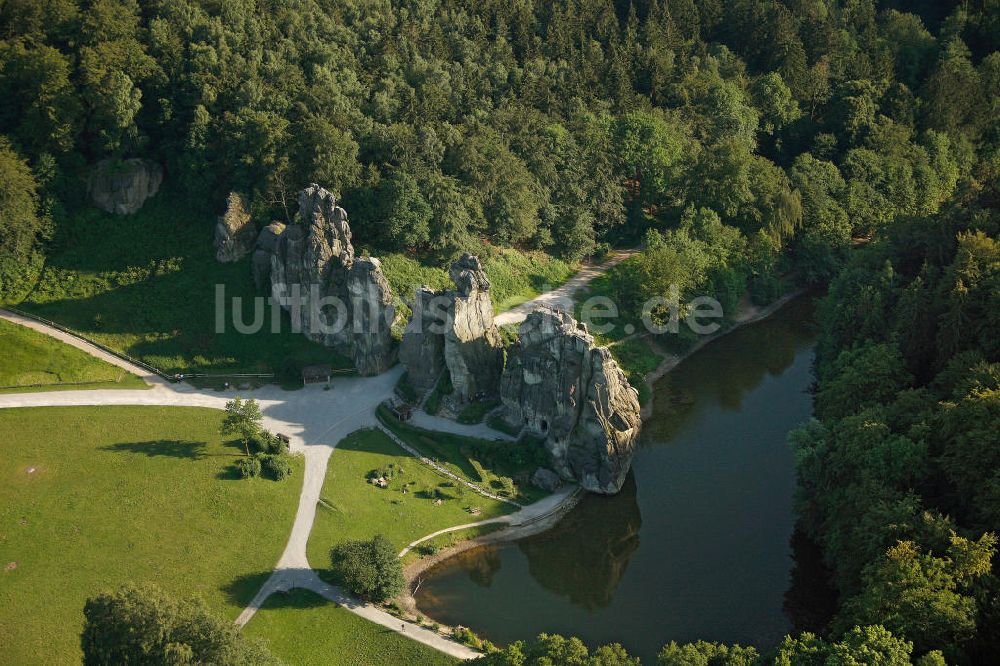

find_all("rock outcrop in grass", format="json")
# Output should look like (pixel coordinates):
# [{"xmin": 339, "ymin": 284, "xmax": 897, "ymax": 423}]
[
  {"xmin": 399, "ymin": 253, "xmax": 503, "ymax": 402},
  {"xmin": 88, "ymin": 158, "xmax": 163, "ymax": 215},
  {"xmin": 499, "ymin": 308, "xmax": 641, "ymax": 494},
  {"xmin": 263, "ymin": 184, "xmax": 396, "ymax": 375},
  {"xmin": 214, "ymin": 192, "xmax": 255, "ymax": 262}
]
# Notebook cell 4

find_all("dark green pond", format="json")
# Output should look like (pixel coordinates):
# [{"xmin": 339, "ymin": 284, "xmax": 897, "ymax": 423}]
[{"xmin": 415, "ymin": 297, "xmax": 817, "ymax": 663}]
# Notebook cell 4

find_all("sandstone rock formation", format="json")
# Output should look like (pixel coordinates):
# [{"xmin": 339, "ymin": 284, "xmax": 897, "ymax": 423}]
[
  {"xmin": 399, "ymin": 253, "xmax": 504, "ymax": 402},
  {"xmin": 266, "ymin": 184, "xmax": 396, "ymax": 375},
  {"xmin": 499, "ymin": 308, "xmax": 641, "ymax": 494},
  {"xmin": 214, "ymin": 192, "xmax": 255, "ymax": 262},
  {"xmin": 531, "ymin": 467, "xmax": 563, "ymax": 492},
  {"xmin": 252, "ymin": 222, "xmax": 285, "ymax": 290},
  {"xmin": 344, "ymin": 256, "xmax": 396, "ymax": 378},
  {"xmin": 88, "ymin": 158, "xmax": 163, "ymax": 215},
  {"xmin": 399, "ymin": 287, "xmax": 447, "ymax": 391}
]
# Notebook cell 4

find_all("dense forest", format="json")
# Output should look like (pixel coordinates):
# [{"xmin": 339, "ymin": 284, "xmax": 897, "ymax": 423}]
[
  {"xmin": 2, "ymin": 0, "xmax": 997, "ymax": 302},
  {"xmin": 2, "ymin": 0, "xmax": 999, "ymax": 664}
]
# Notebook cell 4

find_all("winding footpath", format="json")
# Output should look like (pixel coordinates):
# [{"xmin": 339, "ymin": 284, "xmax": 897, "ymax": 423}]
[
  {"xmin": 0, "ymin": 253, "xmax": 624, "ymax": 661},
  {"xmin": 494, "ymin": 249, "xmax": 637, "ymax": 327}
]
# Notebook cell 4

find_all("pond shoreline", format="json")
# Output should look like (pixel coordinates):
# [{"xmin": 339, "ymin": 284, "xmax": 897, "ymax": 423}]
[
  {"xmin": 401, "ymin": 288, "xmax": 808, "ymax": 627},
  {"xmin": 639, "ymin": 288, "xmax": 806, "ymax": 420},
  {"xmin": 400, "ymin": 487, "xmax": 584, "ymax": 615}
]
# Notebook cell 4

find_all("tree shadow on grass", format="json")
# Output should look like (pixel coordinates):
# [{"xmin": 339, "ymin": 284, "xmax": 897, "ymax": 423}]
[
  {"xmin": 222, "ymin": 571, "xmax": 330, "ymax": 610},
  {"xmin": 101, "ymin": 439, "xmax": 208, "ymax": 460},
  {"xmin": 259, "ymin": 587, "xmax": 331, "ymax": 611},
  {"xmin": 221, "ymin": 437, "xmax": 250, "ymax": 454},
  {"xmin": 215, "ymin": 464, "xmax": 242, "ymax": 481},
  {"xmin": 223, "ymin": 571, "xmax": 276, "ymax": 608}
]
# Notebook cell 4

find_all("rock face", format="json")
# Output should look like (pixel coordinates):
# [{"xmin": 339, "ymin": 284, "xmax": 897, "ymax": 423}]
[
  {"xmin": 399, "ymin": 253, "xmax": 504, "ymax": 402},
  {"xmin": 531, "ymin": 467, "xmax": 563, "ymax": 492},
  {"xmin": 345, "ymin": 257, "xmax": 396, "ymax": 378},
  {"xmin": 399, "ymin": 288, "xmax": 447, "ymax": 390},
  {"xmin": 252, "ymin": 222, "xmax": 285, "ymax": 290},
  {"xmin": 214, "ymin": 192, "xmax": 255, "ymax": 262},
  {"xmin": 88, "ymin": 158, "xmax": 164, "ymax": 215},
  {"xmin": 267, "ymin": 184, "xmax": 396, "ymax": 375},
  {"xmin": 500, "ymin": 308, "xmax": 641, "ymax": 494}
]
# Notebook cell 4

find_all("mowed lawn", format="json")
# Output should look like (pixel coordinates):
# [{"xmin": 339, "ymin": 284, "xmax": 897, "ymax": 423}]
[
  {"xmin": 0, "ymin": 406, "xmax": 303, "ymax": 665},
  {"xmin": 306, "ymin": 429, "xmax": 514, "ymax": 570},
  {"xmin": 245, "ymin": 588, "xmax": 458, "ymax": 666},
  {"xmin": 0, "ymin": 318, "xmax": 147, "ymax": 392}
]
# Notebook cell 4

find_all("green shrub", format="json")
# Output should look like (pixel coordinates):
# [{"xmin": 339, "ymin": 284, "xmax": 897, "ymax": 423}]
[
  {"xmin": 486, "ymin": 413, "xmax": 522, "ymax": 437},
  {"xmin": 236, "ymin": 456, "xmax": 261, "ymax": 479},
  {"xmin": 262, "ymin": 454, "xmax": 293, "ymax": 481},
  {"xmin": 457, "ymin": 399, "xmax": 499, "ymax": 425},
  {"xmin": 396, "ymin": 372, "xmax": 419, "ymax": 404},
  {"xmin": 82, "ymin": 583, "xmax": 279, "ymax": 665},
  {"xmin": 252, "ymin": 430, "xmax": 288, "ymax": 455},
  {"xmin": 454, "ymin": 626, "xmax": 484, "ymax": 650},
  {"xmin": 330, "ymin": 534, "xmax": 405, "ymax": 602},
  {"xmin": 591, "ymin": 242, "xmax": 612, "ymax": 261},
  {"xmin": 424, "ymin": 371, "xmax": 452, "ymax": 415}
]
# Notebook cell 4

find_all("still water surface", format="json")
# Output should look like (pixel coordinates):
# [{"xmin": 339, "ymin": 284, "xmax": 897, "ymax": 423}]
[{"xmin": 415, "ymin": 297, "xmax": 818, "ymax": 662}]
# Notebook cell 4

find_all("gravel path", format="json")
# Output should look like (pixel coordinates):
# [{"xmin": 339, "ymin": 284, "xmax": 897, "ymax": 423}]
[
  {"xmin": 494, "ymin": 249, "xmax": 638, "ymax": 327},
  {"xmin": 0, "ymin": 309, "xmax": 166, "ymax": 386},
  {"xmin": 2, "ymin": 254, "xmax": 627, "ymax": 660},
  {"xmin": 398, "ymin": 485, "xmax": 579, "ymax": 557}
]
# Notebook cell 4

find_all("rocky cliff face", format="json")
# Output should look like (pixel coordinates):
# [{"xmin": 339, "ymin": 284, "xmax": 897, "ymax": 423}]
[
  {"xmin": 252, "ymin": 222, "xmax": 285, "ymax": 290},
  {"xmin": 443, "ymin": 254, "xmax": 504, "ymax": 401},
  {"xmin": 267, "ymin": 184, "xmax": 396, "ymax": 375},
  {"xmin": 345, "ymin": 257, "xmax": 396, "ymax": 377},
  {"xmin": 399, "ymin": 288, "xmax": 447, "ymax": 391},
  {"xmin": 500, "ymin": 309, "xmax": 641, "ymax": 494},
  {"xmin": 399, "ymin": 253, "xmax": 503, "ymax": 402},
  {"xmin": 88, "ymin": 158, "xmax": 163, "ymax": 215},
  {"xmin": 214, "ymin": 192, "xmax": 255, "ymax": 262}
]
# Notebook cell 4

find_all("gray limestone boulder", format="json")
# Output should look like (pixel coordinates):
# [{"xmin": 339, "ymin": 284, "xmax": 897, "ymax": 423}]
[
  {"xmin": 345, "ymin": 257, "xmax": 396, "ymax": 376},
  {"xmin": 88, "ymin": 158, "xmax": 163, "ymax": 215},
  {"xmin": 443, "ymin": 254, "xmax": 504, "ymax": 401},
  {"xmin": 500, "ymin": 308, "xmax": 641, "ymax": 495},
  {"xmin": 214, "ymin": 192, "xmax": 255, "ymax": 262}
]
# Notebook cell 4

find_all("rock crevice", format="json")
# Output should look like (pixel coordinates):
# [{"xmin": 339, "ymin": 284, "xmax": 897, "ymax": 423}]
[{"xmin": 399, "ymin": 253, "xmax": 504, "ymax": 403}]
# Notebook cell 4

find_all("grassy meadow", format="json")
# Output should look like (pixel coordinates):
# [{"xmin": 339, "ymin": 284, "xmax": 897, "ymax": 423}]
[
  {"xmin": 379, "ymin": 247, "xmax": 573, "ymax": 317},
  {"xmin": 306, "ymin": 428, "xmax": 515, "ymax": 572},
  {"xmin": 16, "ymin": 195, "xmax": 349, "ymax": 377},
  {"xmin": 377, "ymin": 406, "xmax": 550, "ymax": 504},
  {"xmin": 0, "ymin": 406, "xmax": 302, "ymax": 664},
  {"xmin": 244, "ymin": 588, "xmax": 459, "ymax": 666},
  {"xmin": 0, "ymin": 317, "xmax": 147, "ymax": 392}
]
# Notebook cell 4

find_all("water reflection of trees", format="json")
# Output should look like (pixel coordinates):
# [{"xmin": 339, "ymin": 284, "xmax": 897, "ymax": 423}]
[
  {"xmin": 517, "ymin": 473, "xmax": 642, "ymax": 610},
  {"xmin": 428, "ymin": 544, "xmax": 504, "ymax": 588},
  {"xmin": 783, "ymin": 525, "xmax": 839, "ymax": 634},
  {"xmin": 646, "ymin": 296, "xmax": 817, "ymax": 443}
]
